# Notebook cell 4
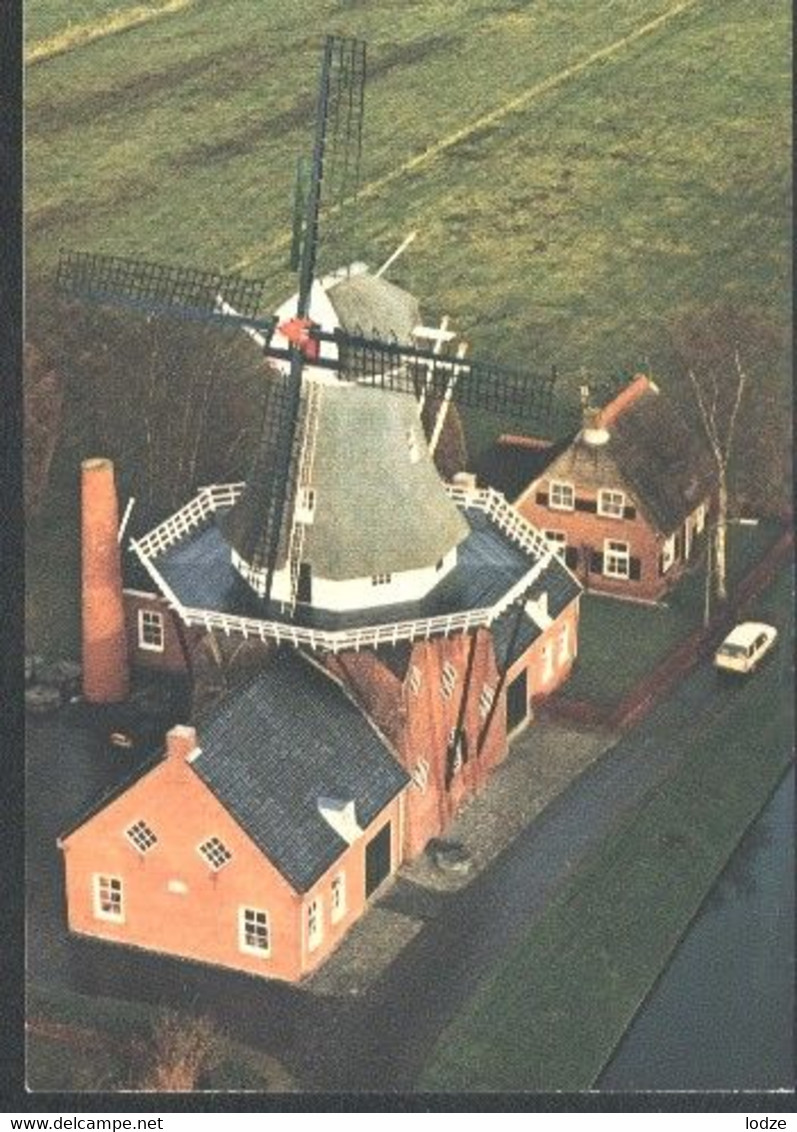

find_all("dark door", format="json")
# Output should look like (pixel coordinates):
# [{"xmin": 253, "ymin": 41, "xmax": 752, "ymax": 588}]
[
  {"xmin": 297, "ymin": 563, "xmax": 312, "ymax": 604},
  {"xmin": 506, "ymin": 669, "xmax": 528, "ymax": 732},
  {"xmin": 365, "ymin": 822, "xmax": 392, "ymax": 899}
]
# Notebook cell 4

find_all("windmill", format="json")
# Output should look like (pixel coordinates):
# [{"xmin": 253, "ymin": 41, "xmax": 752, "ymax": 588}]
[{"xmin": 57, "ymin": 34, "xmax": 579, "ymax": 772}]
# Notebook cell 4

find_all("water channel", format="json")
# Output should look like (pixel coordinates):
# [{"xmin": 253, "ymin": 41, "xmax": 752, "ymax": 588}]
[{"xmin": 598, "ymin": 764, "xmax": 794, "ymax": 1092}]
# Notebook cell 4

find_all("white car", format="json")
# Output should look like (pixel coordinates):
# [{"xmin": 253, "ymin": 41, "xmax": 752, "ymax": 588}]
[{"xmin": 714, "ymin": 621, "xmax": 778, "ymax": 675}]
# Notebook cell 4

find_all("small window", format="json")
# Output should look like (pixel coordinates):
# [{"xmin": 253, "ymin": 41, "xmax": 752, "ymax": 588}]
[
  {"xmin": 296, "ymin": 485, "xmax": 316, "ymax": 523},
  {"xmin": 661, "ymin": 534, "xmax": 676, "ymax": 574},
  {"xmin": 446, "ymin": 727, "xmax": 467, "ymax": 780},
  {"xmin": 239, "ymin": 907, "xmax": 270, "ymax": 956},
  {"xmin": 126, "ymin": 819, "xmax": 157, "ymax": 855},
  {"xmin": 604, "ymin": 539, "xmax": 630, "ymax": 579},
  {"xmin": 406, "ymin": 428, "xmax": 421, "ymax": 464},
  {"xmin": 435, "ymin": 557, "xmax": 445, "ymax": 572},
  {"xmin": 558, "ymin": 625, "xmax": 570, "ymax": 666},
  {"xmin": 598, "ymin": 489, "xmax": 626, "ymax": 519},
  {"xmin": 542, "ymin": 644, "xmax": 554, "ymax": 682},
  {"xmin": 693, "ymin": 502, "xmax": 707, "ymax": 535},
  {"xmin": 307, "ymin": 897, "xmax": 323, "ymax": 951},
  {"xmin": 411, "ymin": 757, "xmax": 430, "ymax": 793},
  {"xmin": 331, "ymin": 874, "xmax": 346, "ymax": 924},
  {"xmin": 408, "ymin": 664, "xmax": 422, "ymax": 695},
  {"xmin": 93, "ymin": 874, "xmax": 123, "ymax": 922},
  {"xmin": 138, "ymin": 609, "xmax": 164, "ymax": 652},
  {"xmin": 548, "ymin": 481, "xmax": 574, "ymax": 511},
  {"xmin": 478, "ymin": 684, "xmax": 495, "ymax": 721},
  {"xmin": 544, "ymin": 530, "xmax": 567, "ymax": 561},
  {"xmin": 371, "ymin": 573, "xmax": 392, "ymax": 586},
  {"xmin": 440, "ymin": 661, "xmax": 457, "ymax": 700},
  {"xmin": 198, "ymin": 836, "xmax": 233, "ymax": 871}
]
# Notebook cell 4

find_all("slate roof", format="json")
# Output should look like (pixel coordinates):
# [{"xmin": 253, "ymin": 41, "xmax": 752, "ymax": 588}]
[
  {"xmin": 153, "ymin": 502, "xmax": 537, "ymax": 632},
  {"xmin": 475, "ymin": 434, "xmax": 575, "ymax": 501},
  {"xmin": 490, "ymin": 556, "xmax": 581, "ymax": 671},
  {"xmin": 192, "ymin": 650, "xmax": 409, "ymax": 892}
]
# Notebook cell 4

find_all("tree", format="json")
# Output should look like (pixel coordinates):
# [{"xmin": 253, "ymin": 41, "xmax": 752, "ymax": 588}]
[
  {"xmin": 666, "ymin": 302, "xmax": 790, "ymax": 604},
  {"xmin": 23, "ymin": 342, "xmax": 64, "ymax": 517},
  {"xmin": 137, "ymin": 1011, "xmax": 224, "ymax": 1092}
]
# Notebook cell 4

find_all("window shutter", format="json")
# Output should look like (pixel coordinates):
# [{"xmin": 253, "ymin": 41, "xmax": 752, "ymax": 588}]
[
  {"xmin": 565, "ymin": 546, "xmax": 579, "ymax": 570},
  {"xmin": 589, "ymin": 551, "xmax": 603, "ymax": 574},
  {"xmin": 658, "ymin": 552, "xmax": 664, "ymax": 577},
  {"xmin": 536, "ymin": 491, "xmax": 548, "ymax": 506},
  {"xmin": 674, "ymin": 532, "xmax": 683, "ymax": 559},
  {"xmin": 575, "ymin": 498, "xmax": 597, "ymax": 513},
  {"xmin": 624, "ymin": 504, "xmax": 637, "ymax": 520},
  {"xmin": 629, "ymin": 557, "xmax": 641, "ymax": 581}
]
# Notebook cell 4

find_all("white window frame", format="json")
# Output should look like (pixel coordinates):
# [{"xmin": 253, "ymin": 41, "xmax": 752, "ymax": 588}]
[
  {"xmin": 411, "ymin": 757, "xmax": 430, "ymax": 793},
  {"xmin": 197, "ymin": 836, "xmax": 233, "ymax": 872},
  {"xmin": 693, "ymin": 502, "xmax": 707, "ymax": 535},
  {"xmin": 93, "ymin": 874, "xmax": 124, "ymax": 923},
  {"xmin": 440, "ymin": 661, "xmax": 457, "ymax": 700},
  {"xmin": 408, "ymin": 664, "xmax": 422, "ymax": 695},
  {"xmin": 296, "ymin": 485, "xmax": 317, "ymax": 524},
  {"xmin": 125, "ymin": 819, "xmax": 158, "ymax": 855},
  {"xmin": 548, "ymin": 480, "xmax": 575, "ymax": 512},
  {"xmin": 371, "ymin": 573, "xmax": 392, "ymax": 586},
  {"xmin": 137, "ymin": 608, "xmax": 164, "ymax": 653},
  {"xmin": 544, "ymin": 530, "xmax": 567, "ymax": 562},
  {"xmin": 331, "ymin": 873, "xmax": 346, "ymax": 924},
  {"xmin": 597, "ymin": 488, "xmax": 626, "ymax": 519},
  {"xmin": 661, "ymin": 534, "xmax": 676, "ymax": 574},
  {"xmin": 604, "ymin": 539, "xmax": 630, "ymax": 579},
  {"xmin": 307, "ymin": 896, "xmax": 323, "ymax": 952},
  {"xmin": 478, "ymin": 684, "xmax": 495, "ymax": 721},
  {"xmin": 239, "ymin": 906, "xmax": 271, "ymax": 957}
]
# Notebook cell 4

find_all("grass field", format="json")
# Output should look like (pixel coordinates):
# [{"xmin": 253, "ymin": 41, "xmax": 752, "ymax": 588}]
[
  {"xmin": 26, "ymin": 0, "xmax": 791, "ymax": 394},
  {"xmin": 420, "ymin": 566, "xmax": 794, "ymax": 1092}
]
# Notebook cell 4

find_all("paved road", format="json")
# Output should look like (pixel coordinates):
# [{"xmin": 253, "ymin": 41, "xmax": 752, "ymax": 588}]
[{"xmin": 26, "ymin": 592, "xmax": 792, "ymax": 1092}]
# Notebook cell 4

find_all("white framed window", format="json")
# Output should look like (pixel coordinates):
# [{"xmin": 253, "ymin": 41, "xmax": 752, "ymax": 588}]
[
  {"xmin": 478, "ymin": 684, "xmax": 495, "ymax": 721},
  {"xmin": 197, "ymin": 836, "xmax": 233, "ymax": 871},
  {"xmin": 693, "ymin": 502, "xmax": 707, "ymax": 535},
  {"xmin": 604, "ymin": 539, "xmax": 630, "ymax": 579},
  {"xmin": 371, "ymin": 573, "xmax": 392, "ymax": 586},
  {"xmin": 661, "ymin": 534, "xmax": 676, "ymax": 574},
  {"xmin": 307, "ymin": 897, "xmax": 323, "ymax": 951},
  {"xmin": 440, "ymin": 661, "xmax": 457, "ymax": 700},
  {"xmin": 544, "ymin": 530, "xmax": 567, "ymax": 561},
  {"xmin": 558, "ymin": 625, "xmax": 570, "ymax": 666},
  {"xmin": 542, "ymin": 644, "xmax": 554, "ymax": 683},
  {"xmin": 549, "ymin": 480, "xmax": 575, "ymax": 511},
  {"xmin": 411, "ymin": 757, "xmax": 430, "ymax": 793},
  {"xmin": 408, "ymin": 664, "xmax": 422, "ymax": 695},
  {"xmin": 598, "ymin": 489, "xmax": 626, "ymax": 519},
  {"xmin": 125, "ymin": 819, "xmax": 157, "ymax": 855},
  {"xmin": 331, "ymin": 874, "xmax": 346, "ymax": 924},
  {"xmin": 406, "ymin": 428, "xmax": 421, "ymax": 464},
  {"xmin": 239, "ymin": 906, "xmax": 270, "ymax": 956},
  {"xmin": 93, "ymin": 874, "xmax": 124, "ymax": 922},
  {"xmin": 296, "ymin": 485, "xmax": 317, "ymax": 523},
  {"xmin": 138, "ymin": 608, "xmax": 164, "ymax": 652}
]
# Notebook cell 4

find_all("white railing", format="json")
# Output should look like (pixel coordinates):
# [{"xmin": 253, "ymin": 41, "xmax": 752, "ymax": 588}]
[{"xmin": 132, "ymin": 479, "xmax": 566, "ymax": 652}]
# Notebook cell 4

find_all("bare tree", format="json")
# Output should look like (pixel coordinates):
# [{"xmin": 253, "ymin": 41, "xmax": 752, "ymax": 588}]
[
  {"xmin": 137, "ymin": 1011, "xmax": 223, "ymax": 1092},
  {"xmin": 688, "ymin": 351, "xmax": 747, "ymax": 603},
  {"xmin": 23, "ymin": 342, "xmax": 64, "ymax": 516}
]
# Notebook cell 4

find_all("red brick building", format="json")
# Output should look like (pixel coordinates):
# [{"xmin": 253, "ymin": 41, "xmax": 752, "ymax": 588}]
[{"xmin": 509, "ymin": 375, "xmax": 716, "ymax": 603}]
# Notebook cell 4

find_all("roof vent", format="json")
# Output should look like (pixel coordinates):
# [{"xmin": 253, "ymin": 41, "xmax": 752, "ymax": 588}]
[
  {"xmin": 524, "ymin": 591, "xmax": 553, "ymax": 630},
  {"xmin": 317, "ymin": 797, "xmax": 363, "ymax": 845}
]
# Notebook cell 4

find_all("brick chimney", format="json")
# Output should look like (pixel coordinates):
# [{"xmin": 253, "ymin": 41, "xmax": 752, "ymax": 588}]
[
  {"xmin": 165, "ymin": 724, "xmax": 199, "ymax": 761},
  {"xmin": 81, "ymin": 457, "xmax": 129, "ymax": 703}
]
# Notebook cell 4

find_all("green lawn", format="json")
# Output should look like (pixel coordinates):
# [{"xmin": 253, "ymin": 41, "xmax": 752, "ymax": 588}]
[
  {"xmin": 25, "ymin": 0, "xmax": 143, "ymax": 45},
  {"xmin": 26, "ymin": 0, "xmax": 791, "ymax": 389},
  {"xmin": 26, "ymin": 984, "xmax": 297, "ymax": 1091},
  {"xmin": 563, "ymin": 520, "xmax": 783, "ymax": 706},
  {"xmin": 420, "ymin": 568, "xmax": 794, "ymax": 1092}
]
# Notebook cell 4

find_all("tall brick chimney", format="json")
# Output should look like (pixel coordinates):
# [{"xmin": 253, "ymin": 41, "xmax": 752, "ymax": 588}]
[{"xmin": 81, "ymin": 457, "xmax": 129, "ymax": 703}]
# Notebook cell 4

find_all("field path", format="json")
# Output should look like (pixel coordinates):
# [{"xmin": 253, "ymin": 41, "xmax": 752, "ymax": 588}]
[
  {"xmin": 26, "ymin": 0, "xmax": 194, "ymax": 66},
  {"xmin": 232, "ymin": 0, "xmax": 701, "ymax": 273}
]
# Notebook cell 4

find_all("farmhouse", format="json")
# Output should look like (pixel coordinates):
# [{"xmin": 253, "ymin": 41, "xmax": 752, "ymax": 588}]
[{"xmin": 495, "ymin": 375, "xmax": 716, "ymax": 603}]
